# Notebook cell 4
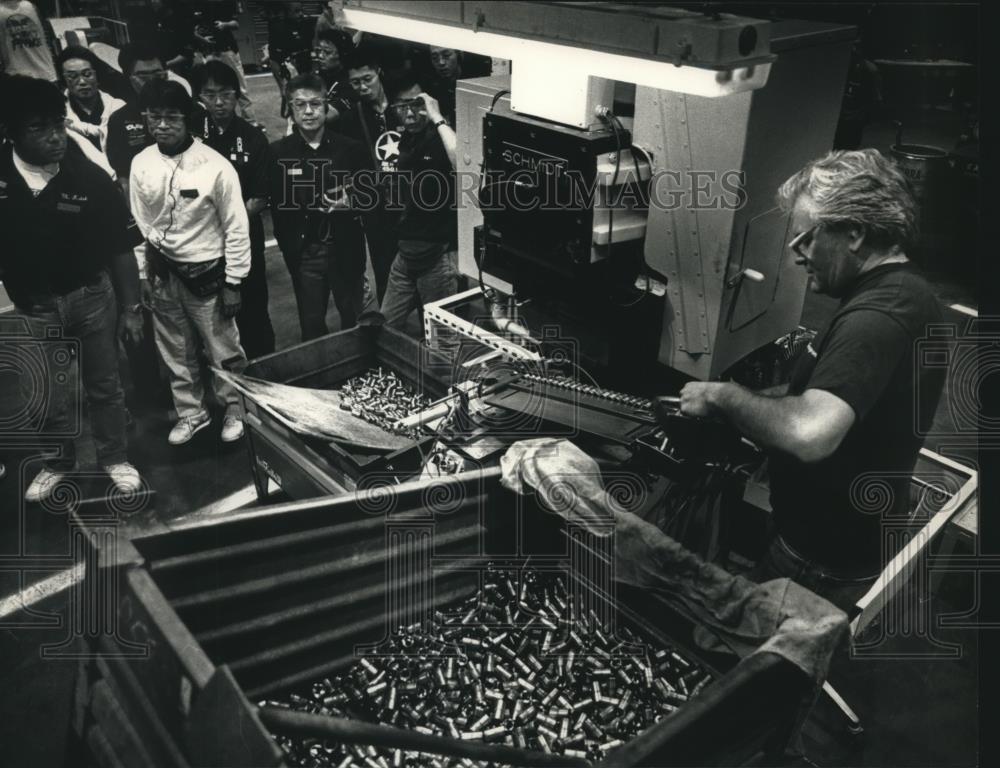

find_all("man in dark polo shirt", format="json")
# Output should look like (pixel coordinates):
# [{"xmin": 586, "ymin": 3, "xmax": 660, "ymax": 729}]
[
  {"xmin": 679, "ymin": 149, "xmax": 945, "ymax": 611},
  {"xmin": 379, "ymin": 74, "xmax": 458, "ymax": 342},
  {"xmin": 267, "ymin": 72, "xmax": 376, "ymax": 341},
  {"xmin": 0, "ymin": 75, "xmax": 146, "ymax": 501},
  {"xmin": 192, "ymin": 59, "xmax": 274, "ymax": 358},
  {"xmin": 106, "ymin": 41, "xmax": 169, "ymax": 195}
]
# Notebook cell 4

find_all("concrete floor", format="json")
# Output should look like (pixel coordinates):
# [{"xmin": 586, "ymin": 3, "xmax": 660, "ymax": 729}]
[{"xmin": 0, "ymin": 74, "xmax": 983, "ymax": 766}]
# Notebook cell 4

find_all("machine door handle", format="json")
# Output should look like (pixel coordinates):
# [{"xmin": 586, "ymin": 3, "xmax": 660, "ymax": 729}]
[{"xmin": 726, "ymin": 268, "xmax": 766, "ymax": 288}]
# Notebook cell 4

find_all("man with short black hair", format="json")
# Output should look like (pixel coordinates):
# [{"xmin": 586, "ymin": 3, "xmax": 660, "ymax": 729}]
[
  {"xmin": 268, "ymin": 72, "xmax": 375, "ymax": 340},
  {"xmin": 338, "ymin": 44, "xmax": 401, "ymax": 303},
  {"xmin": 192, "ymin": 59, "xmax": 274, "ymax": 358},
  {"xmin": 129, "ymin": 79, "xmax": 250, "ymax": 445},
  {"xmin": 379, "ymin": 75, "xmax": 458, "ymax": 343},
  {"xmin": 312, "ymin": 28, "xmax": 354, "ymax": 125},
  {"xmin": 58, "ymin": 45, "xmax": 126, "ymax": 155},
  {"xmin": 192, "ymin": 0, "xmax": 257, "ymax": 123},
  {"xmin": 0, "ymin": 75, "xmax": 146, "ymax": 500},
  {"xmin": 106, "ymin": 42, "xmax": 169, "ymax": 191}
]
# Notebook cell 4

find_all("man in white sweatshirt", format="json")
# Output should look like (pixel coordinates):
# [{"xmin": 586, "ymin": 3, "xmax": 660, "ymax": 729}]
[{"xmin": 129, "ymin": 79, "xmax": 250, "ymax": 445}]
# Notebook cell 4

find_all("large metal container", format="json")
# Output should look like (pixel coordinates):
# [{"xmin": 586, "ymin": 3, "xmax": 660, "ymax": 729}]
[
  {"xmin": 889, "ymin": 142, "xmax": 954, "ymax": 267},
  {"xmin": 239, "ymin": 324, "xmax": 457, "ymax": 501},
  {"xmin": 72, "ymin": 469, "xmax": 814, "ymax": 768}
]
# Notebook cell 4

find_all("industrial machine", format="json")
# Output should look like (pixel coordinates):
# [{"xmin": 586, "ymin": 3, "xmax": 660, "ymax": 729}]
[{"xmin": 69, "ymin": 4, "xmax": 866, "ymax": 766}]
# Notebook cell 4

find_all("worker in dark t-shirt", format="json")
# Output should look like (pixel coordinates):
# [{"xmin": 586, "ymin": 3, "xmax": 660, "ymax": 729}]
[
  {"xmin": 678, "ymin": 149, "xmax": 945, "ymax": 612},
  {"xmin": 379, "ymin": 74, "xmax": 458, "ymax": 344}
]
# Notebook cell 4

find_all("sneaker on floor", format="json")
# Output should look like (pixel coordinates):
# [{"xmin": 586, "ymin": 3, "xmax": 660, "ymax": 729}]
[
  {"xmin": 220, "ymin": 413, "xmax": 244, "ymax": 443},
  {"xmin": 168, "ymin": 413, "xmax": 211, "ymax": 445},
  {"xmin": 24, "ymin": 467, "xmax": 71, "ymax": 503},
  {"xmin": 104, "ymin": 462, "xmax": 143, "ymax": 494}
]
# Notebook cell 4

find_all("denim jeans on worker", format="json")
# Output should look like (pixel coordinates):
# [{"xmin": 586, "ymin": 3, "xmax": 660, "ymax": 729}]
[
  {"xmin": 755, "ymin": 535, "xmax": 877, "ymax": 615},
  {"xmin": 381, "ymin": 243, "xmax": 458, "ymax": 333},
  {"xmin": 286, "ymin": 241, "xmax": 377, "ymax": 341},
  {"xmin": 150, "ymin": 271, "xmax": 246, "ymax": 420},
  {"xmin": 16, "ymin": 271, "xmax": 128, "ymax": 470}
]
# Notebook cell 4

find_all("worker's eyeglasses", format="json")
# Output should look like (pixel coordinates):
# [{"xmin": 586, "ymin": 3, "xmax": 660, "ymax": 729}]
[
  {"xmin": 391, "ymin": 98, "xmax": 424, "ymax": 115},
  {"xmin": 201, "ymin": 89, "xmax": 237, "ymax": 104},
  {"xmin": 145, "ymin": 111, "xmax": 186, "ymax": 126},
  {"xmin": 290, "ymin": 98, "xmax": 325, "ymax": 112},
  {"xmin": 24, "ymin": 120, "xmax": 67, "ymax": 138},
  {"xmin": 313, "ymin": 47, "xmax": 338, "ymax": 58},
  {"xmin": 64, "ymin": 69, "xmax": 96, "ymax": 82},
  {"xmin": 348, "ymin": 73, "xmax": 378, "ymax": 89},
  {"xmin": 133, "ymin": 69, "xmax": 167, "ymax": 81},
  {"xmin": 789, "ymin": 224, "xmax": 821, "ymax": 257}
]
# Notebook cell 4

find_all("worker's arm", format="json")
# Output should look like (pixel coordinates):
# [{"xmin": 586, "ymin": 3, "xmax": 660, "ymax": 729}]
[
  {"xmin": 419, "ymin": 93, "xmax": 456, "ymax": 169},
  {"xmin": 680, "ymin": 381, "xmax": 855, "ymax": 463}
]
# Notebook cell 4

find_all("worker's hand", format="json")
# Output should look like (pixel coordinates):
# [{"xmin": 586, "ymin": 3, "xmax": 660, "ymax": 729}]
[
  {"xmin": 221, "ymin": 284, "xmax": 242, "ymax": 318},
  {"xmin": 679, "ymin": 381, "xmax": 725, "ymax": 418},
  {"xmin": 121, "ymin": 312, "xmax": 144, "ymax": 345},
  {"xmin": 418, "ymin": 92, "xmax": 444, "ymax": 124},
  {"xmin": 139, "ymin": 278, "xmax": 154, "ymax": 309},
  {"xmin": 322, "ymin": 186, "xmax": 350, "ymax": 212}
]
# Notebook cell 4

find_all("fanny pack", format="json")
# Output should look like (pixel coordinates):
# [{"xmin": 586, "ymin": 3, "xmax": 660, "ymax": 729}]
[{"xmin": 146, "ymin": 242, "xmax": 225, "ymax": 298}]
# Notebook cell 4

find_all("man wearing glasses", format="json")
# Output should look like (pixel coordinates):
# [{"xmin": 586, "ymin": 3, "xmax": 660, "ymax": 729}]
[
  {"xmin": 267, "ymin": 72, "xmax": 375, "ymax": 341},
  {"xmin": 58, "ymin": 46, "xmax": 126, "ymax": 156},
  {"xmin": 192, "ymin": 59, "xmax": 274, "ymax": 359},
  {"xmin": 678, "ymin": 149, "xmax": 945, "ymax": 610},
  {"xmin": 379, "ymin": 75, "xmax": 458, "ymax": 347},
  {"xmin": 106, "ymin": 42, "xmax": 171, "ymax": 194},
  {"xmin": 312, "ymin": 29, "xmax": 354, "ymax": 126},
  {"xmin": 337, "ymin": 45, "xmax": 400, "ymax": 303},
  {"xmin": 0, "ymin": 76, "xmax": 146, "ymax": 500},
  {"xmin": 129, "ymin": 80, "xmax": 250, "ymax": 446}
]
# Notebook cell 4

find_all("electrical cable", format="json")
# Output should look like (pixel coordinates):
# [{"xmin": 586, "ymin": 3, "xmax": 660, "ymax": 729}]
[{"xmin": 490, "ymin": 89, "xmax": 510, "ymax": 112}]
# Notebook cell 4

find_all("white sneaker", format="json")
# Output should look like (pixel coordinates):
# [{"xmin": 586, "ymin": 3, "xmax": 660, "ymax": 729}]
[
  {"xmin": 104, "ymin": 462, "xmax": 143, "ymax": 494},
  {"xmin": 25, "ymin": 467, "xmax": 69, "ymax": 503},
  {"xmin": 220, "ymin": 413, "xmax": 244, "ymax": 443},
  {"xmin": 168, "ymin": 413, "xmax": 211, "ymax": 445}
]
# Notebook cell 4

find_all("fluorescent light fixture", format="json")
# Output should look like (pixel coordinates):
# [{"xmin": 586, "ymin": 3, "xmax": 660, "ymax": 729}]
[{"xmin": 340, "ymin": 8, "xmax": 771, "ymax": 99}]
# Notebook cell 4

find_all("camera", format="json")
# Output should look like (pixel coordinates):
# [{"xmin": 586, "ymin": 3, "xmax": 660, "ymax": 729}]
[{"xmin": 0, "ymin": 317, "xmax": 81, "ymax": 439}]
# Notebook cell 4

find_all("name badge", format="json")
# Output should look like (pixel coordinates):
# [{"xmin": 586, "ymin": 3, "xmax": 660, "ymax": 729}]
[
  {"xmin": 288, "ymin": 168, "xmax": 303, "ymax": 176},
  {"xmin": 57, "ymin": 202, "xmax": 82, "ymax": 213},
  {"xmin": 180, "ymin": 189, "xmax": 199, "ymax": 199}
]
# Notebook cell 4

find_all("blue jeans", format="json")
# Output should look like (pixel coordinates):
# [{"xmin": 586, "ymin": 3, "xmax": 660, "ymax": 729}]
[
  {"xmin": 286, "ymin": 240, "xmax": 377, "ymax": 341},
  {"xmin": 16, "ymin": 271, "xmax": 127, "ymax": 470},
  {"xmin": 381, "ymin": 242, "xmax": 458, "ymax": 333},
  {"xmin": 755, "ymin": 535, "xmax": 877, "ymax": 615}
]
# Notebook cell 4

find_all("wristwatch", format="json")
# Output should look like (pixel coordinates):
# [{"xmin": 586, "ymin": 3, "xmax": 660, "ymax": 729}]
[{"xmin": 433, "ymin": 118, "xmax": 447, "ymax": 128}]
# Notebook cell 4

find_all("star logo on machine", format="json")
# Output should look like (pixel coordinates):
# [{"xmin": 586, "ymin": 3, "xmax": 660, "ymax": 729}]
[{"xmin": 375, "ymin": 130, "xmax": 401, "ymax": 165}]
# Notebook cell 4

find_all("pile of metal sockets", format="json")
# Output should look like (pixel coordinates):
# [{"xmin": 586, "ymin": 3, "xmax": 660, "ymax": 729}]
[
  {"xmin": 265, "ymin": 565, "xmax": 714, "ymax": 767},
  {"xmin": 339, "ymin": 368, "xmax": 434, "ymax": 440}
]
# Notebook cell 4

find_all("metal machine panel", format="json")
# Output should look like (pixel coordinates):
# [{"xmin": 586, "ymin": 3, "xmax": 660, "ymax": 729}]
[
  {"xmin": 456, "ymin": 75, "xmax": 514, "ymax": 290},
  {"xmin": 635, "ymin": 21, "xmax": 854, "ymax": 379}
]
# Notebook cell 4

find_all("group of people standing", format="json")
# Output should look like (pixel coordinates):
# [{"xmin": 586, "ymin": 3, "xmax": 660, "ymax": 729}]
[{"xmin": 0, "ymin": 0, "xmax": 483, "ymax": 502}]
